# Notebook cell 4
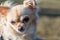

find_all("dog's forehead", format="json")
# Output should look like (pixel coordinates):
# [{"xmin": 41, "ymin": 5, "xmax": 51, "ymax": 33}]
[
  {"xmin": 21, "ymin": 8, "xmax": 32, "ymax": 15},
  {"xmin": 12, "ymin": 5, "xmax": 33, "ymax": 16}
]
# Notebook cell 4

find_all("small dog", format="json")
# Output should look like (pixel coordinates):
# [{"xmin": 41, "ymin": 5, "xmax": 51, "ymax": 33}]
[{"xmin": 0, "ymin": 0, "xmax": 40, "ymax": 40}]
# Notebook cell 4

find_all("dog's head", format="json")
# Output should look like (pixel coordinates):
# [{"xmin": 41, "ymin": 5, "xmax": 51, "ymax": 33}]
[{"xmin": 6, "ymin": 0, "xmax": 39, "ymax": 34}]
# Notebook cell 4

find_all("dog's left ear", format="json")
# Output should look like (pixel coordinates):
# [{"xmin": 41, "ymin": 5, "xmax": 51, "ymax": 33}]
[
  {"xmin": 0, "ymin": 6, "xmax": 10, "ymax": 16},
  {"xmin": 23, "ymin": 0, "xmax": 37, "ymax": 10}
]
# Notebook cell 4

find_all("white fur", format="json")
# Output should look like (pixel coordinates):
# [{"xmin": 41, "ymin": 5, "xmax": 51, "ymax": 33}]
[{"xmin": 0, "ymin": 0, "xmax": 40, "ymax": 40}]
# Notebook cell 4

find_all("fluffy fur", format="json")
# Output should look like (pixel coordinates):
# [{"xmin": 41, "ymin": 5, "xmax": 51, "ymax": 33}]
[{"xmin": 0, "ymin": 0, "xmax": 40, "ymax": 40}]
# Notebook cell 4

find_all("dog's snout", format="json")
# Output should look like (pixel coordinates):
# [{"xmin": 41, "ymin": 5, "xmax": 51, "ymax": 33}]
[
  {"xmin": 21, "ymin": 16, "xmax": 29, "ymax": 23},
  {"xmin": 18, "ymin": 26, "xmax": 25, "ymax": 32}
]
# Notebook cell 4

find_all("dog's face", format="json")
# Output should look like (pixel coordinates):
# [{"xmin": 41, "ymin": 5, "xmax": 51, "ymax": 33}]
[{"xmin": 6, "ymin": 0, "xmax": 39, "ymax": 34}]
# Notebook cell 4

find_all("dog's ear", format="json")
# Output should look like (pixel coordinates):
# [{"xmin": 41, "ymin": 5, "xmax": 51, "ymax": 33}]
[
  {"xmin": 0, "ymin": 6, "xmax": 10, "ymax": 16},
  {"xmin": 23, "ymin": 0, "xmax": 37, "ymax": 10}
]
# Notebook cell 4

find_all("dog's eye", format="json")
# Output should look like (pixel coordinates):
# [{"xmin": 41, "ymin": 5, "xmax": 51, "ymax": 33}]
[
  {"xmin": 11, "ymin": 21, "xmax": 16, "ymax": 24},
  {"xmin": 22, "ymin": 16, "xmax": 29, "ymax": 23}
]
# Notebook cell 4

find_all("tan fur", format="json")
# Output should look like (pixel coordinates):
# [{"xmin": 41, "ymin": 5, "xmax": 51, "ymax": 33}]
[{"xmin": 0, "ymin": 6, "xmax": 9, "ymax": 16}]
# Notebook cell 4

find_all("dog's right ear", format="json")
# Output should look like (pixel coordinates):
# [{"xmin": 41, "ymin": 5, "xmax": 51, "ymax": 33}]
[
  {"xmin": 23, "ymin": 0, "xmax": 37, "ymax": 10},
  {"xmin": 0, "ymin": 6, "xmax": 10, "ymax": 16}
]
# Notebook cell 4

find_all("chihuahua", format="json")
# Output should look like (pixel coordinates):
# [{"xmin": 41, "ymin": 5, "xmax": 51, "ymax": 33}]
[{"xmin": 0, "ymin": 0, "xmax": 40, "ymax": 40}]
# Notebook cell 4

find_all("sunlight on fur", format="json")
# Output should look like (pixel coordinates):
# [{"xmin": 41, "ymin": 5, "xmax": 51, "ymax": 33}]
[{"xmin": 0, "ymin": 0, "xmax": 40, "ymax": 40}]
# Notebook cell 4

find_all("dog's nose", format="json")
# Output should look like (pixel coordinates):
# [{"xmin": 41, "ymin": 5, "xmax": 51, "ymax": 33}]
[
  {"xmin": 18, "ymin": 26, "xmax": 25, "ymax": 32},
  {"xmin": 20, "ymin": 16, "xmax": 29, "ymax": 23}
]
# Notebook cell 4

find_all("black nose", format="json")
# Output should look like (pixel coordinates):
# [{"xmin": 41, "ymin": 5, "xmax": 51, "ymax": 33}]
[
  {"xmin": 19, "ymin": 27, "xmax": 25, "ymax": 32},
  {"xmin": 22, "ymin": 16, "xmax": 29, "ymax": 23}
]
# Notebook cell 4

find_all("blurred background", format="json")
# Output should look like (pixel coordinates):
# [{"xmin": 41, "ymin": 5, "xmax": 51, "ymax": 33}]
[{"xmin": 0, "ymin": 0, "xmax": 60, "ymax": 40}]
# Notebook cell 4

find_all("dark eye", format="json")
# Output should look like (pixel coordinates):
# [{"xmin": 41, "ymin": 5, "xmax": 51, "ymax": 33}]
[
  {"xmin": 22, "ymin": 16, "xmax": 29, "ymax": 23},
  {"xmin": 11, "ymin": 21, "xmax": 16, "ymax": 24}
]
